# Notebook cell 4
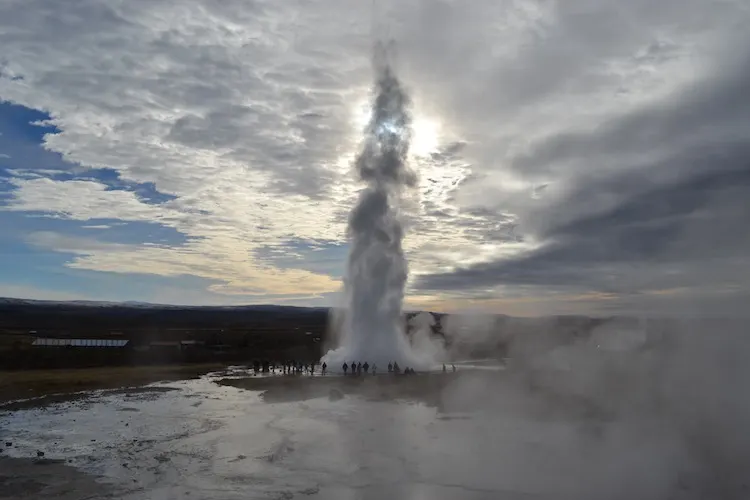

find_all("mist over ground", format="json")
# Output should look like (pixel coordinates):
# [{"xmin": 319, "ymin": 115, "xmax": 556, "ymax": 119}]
[{"xmin": 428, "ymin": 314, "xmax": 750, "ymax": 499}]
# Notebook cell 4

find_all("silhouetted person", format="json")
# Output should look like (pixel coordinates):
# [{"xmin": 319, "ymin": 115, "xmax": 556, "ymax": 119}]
[
  {"xmin": 310, "ymin": 362, "xmax": 316, "ymax": 375},
  {"xmin": 322, "ymin": 362, "xmax": 327, "ymax": 375},
  {"xmin": 357, "ymin": 362, "xmax": 362, "ymax": 375},
  {"xmin": 387, "ymin": 362, "xmax": 393, "ymax": 373},
  {"xmin": 442, "ymin": 364, "xmax": 447, "ymax": 373},
  {"xmin": 393, "ymin": 362, "xmax": 401, "ymax": 374},
  {"xmin": 363, "ymin": 362, "xmax": 369, "ymax": 374},
  {"xmin": 342, "ymin": 362, "xmax": 348, "ymax": 375}
]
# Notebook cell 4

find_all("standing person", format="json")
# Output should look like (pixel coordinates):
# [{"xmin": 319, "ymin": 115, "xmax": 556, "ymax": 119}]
[
  {"xmin": 322, "ymin": 362, "xmax": 327, "ymax": 375},
  {"xmin": 387, "ymin": 362, "xmax": 393, "ymax": 373},
  {"xmin": 310, "ymin": 362, "xmax": 316, "ymax": 375},
  {"xmin": 442, "ymin": 364, "xmax": 447, "ymax": 373},
  {"xmin": 363, "ymin": 362, "xmax": 369, "ymax": 374},
  {"xmin": 452, "ymin": 364, "xmax": 456, "ymax": 372},
  {"xmin": 342, "ymin": 362, "xmax": 348, "ymax": 375},
  {"xmin": 356, "ymin": 362, "xmax": 362, "ymax": 375}
]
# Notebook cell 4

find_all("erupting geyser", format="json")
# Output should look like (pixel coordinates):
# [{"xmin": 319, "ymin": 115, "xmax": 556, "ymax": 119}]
[{"xmin": 321, "ymin": 44, "xmax": 433, "ymax": 371}]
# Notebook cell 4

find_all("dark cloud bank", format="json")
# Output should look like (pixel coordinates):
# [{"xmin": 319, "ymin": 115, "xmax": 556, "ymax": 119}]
[{"xmin": 418, "ymin": 49, "xmax": 750, "ymax": 315}]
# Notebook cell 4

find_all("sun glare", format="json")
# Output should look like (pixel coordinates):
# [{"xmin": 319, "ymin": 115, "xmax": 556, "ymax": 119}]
[{"xmin": 353, "ymin": 100, "xmax": 441, "ymax": 158}]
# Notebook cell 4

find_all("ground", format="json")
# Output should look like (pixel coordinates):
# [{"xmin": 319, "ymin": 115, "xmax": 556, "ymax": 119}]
[
  {"xmin": 1, "ymin": 365, "xmax": 747, "ymax": 499},
  {"xmin": 0, "ymin": 364, "xmax": 229, "ymax": 410}
]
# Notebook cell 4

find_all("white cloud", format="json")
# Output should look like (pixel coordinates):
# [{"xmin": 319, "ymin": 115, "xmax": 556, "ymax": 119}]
[{"xmin": 1, "ymin": 0, "xmax": 748, "ymax": 312}]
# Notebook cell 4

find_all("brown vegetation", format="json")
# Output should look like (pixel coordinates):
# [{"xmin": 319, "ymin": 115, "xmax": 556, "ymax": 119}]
[{"xmin": 0, "ymin": 363, "xmax": 226, "ymax": 408}]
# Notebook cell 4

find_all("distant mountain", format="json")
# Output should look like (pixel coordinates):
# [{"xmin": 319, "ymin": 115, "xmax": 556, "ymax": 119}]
[
  {"xmin": 0, "ymin": 296, "xmax": 328, "ymax": 312},
  {"xmin": 0, "ymin": 297, "xmax": 335, "ymax": 333}
]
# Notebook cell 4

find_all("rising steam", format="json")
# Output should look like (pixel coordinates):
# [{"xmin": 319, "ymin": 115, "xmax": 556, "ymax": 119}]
[{"xmin": 321, "ymin": 44, "xmax": 431, "ymax": 370}]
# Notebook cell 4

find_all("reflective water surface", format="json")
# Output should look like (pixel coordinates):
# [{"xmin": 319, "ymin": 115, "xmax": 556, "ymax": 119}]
[{"xmin": 0, "ymin": 364, "xmax": 732, "ymax": 500}]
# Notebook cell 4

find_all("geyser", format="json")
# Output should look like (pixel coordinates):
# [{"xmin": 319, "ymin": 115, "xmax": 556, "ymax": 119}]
[{"xmin": 322, "ymin": 44, "xmax": 432, "ymax": 371}]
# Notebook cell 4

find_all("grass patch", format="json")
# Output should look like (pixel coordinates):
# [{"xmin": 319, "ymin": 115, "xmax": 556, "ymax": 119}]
[{"xmin": 0, "ymin": 363, "xmax": 229, "ymax": 406}]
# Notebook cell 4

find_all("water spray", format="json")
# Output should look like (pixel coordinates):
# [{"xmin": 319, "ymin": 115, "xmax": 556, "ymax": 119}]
[{"xmin": 321, "ymin": 43, "xmax": 433, "ymax": 371}]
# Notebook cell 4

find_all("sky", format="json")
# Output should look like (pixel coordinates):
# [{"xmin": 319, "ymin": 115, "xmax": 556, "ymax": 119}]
[{"xmin": 1, "ymin": 0, "xmax": 749, "ymax": 316}]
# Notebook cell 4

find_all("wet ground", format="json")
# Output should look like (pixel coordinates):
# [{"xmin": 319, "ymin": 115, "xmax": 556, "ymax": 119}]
[{"xmin": 0, "ymin": 364, "xmax": 743, "ymax": 499}]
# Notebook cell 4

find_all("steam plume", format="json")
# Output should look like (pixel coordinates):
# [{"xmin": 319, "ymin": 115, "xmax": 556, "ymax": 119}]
[{"xmin": 322, "ymin": 43, "xmax": 429, "ymax": 370}]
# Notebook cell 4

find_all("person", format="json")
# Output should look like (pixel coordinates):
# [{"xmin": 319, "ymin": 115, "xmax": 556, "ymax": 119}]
[
  {"xmin": 357, "ymin": 362, "xmax": 362, "ymax": 375},
  {"xmin": 442, "ymin": 364, "xmax": 447, "ymax": 373},
  {"xmin": 342, "ymin": 362, "xmax": 348, "ymax": 375},
  {"xmin": 387, "ymin": 362, "xmax": 393, "ymax": 373},
  {"xmin": 363, "ymin": 361, "xmax": 369, "ymax": 374},
  {"xmin": 310, "ymin": 362, "xmax": 316, "ymax": 375},
  {"xmin": 322, "ymin": 362, "xmax": 327, "ymax": 375},
  {"xmin": 393, "ymin": 361, "xmax": 400, "ymax": 374},
  {"xmin": 452, "ymin": 364, "xmax": 456, "ymax": 372}
]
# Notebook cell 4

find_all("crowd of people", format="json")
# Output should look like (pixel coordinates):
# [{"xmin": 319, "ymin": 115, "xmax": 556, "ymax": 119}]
[
  {"xmin": 249, "ymin": 359, "xmax": 457, "ymax": 376},
  {"xmin": 339, "ymin": 360, "xmax": 419, "ymax": 375},
  {"xmin": 250, "ymin": 360, "xmax": 324, "ymax": 375}
]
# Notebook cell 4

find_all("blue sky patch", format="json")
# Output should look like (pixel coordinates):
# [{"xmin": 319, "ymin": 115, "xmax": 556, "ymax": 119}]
[
  {"xmin": 254, "ymin": 238, "xmax": 347, "ymax": 278},
  {"xmin": 0, "ymin": 101, "xmax": 202, "ymax": 302},
  {"xmin": 0, "ymin": 102, "xmax": 68, "ymax": 173}
]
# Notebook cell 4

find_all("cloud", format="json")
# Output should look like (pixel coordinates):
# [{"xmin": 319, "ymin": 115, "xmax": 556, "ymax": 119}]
[
  {"xmin": 408, "ymin": 2, "xmax": 750, "ymax": 315},
  {"xmin": 1, "ymin": 0, "xmax": 749, "ymax": 312}
]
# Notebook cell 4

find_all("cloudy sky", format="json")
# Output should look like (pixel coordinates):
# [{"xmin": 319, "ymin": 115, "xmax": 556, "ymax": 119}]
[{"xmin": 1, "ymin": 0, "xmax": 748, "ymax": 316}]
